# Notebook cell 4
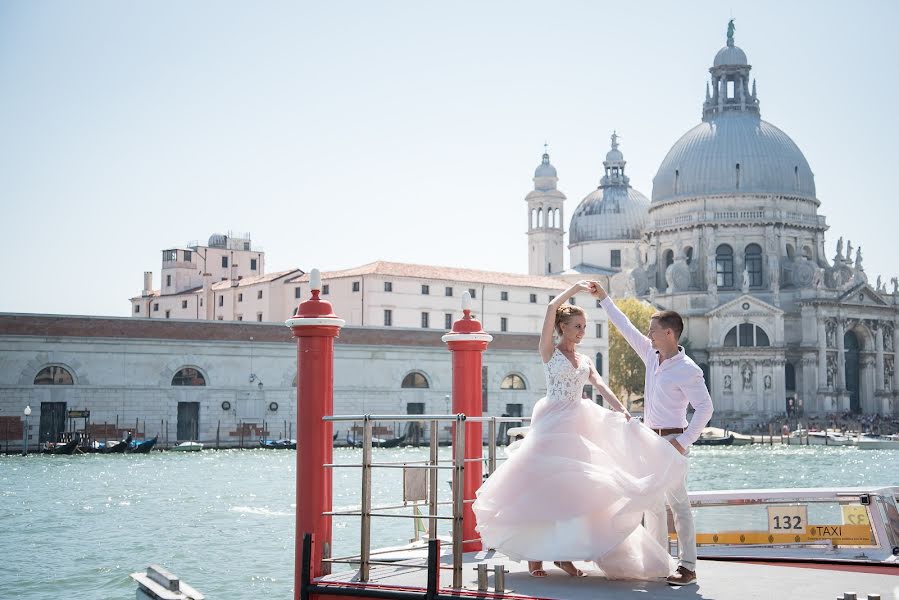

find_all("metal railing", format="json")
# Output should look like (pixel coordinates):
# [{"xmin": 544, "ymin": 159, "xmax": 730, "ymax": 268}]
[{"xmin": 321, "ymin": 414, "xmax": 530, "ymax": 589}]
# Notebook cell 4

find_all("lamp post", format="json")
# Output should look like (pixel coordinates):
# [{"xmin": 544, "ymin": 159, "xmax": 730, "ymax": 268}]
[{"xmin": 22, "ymin": 405, "xmax": 31, "ymax": 456}]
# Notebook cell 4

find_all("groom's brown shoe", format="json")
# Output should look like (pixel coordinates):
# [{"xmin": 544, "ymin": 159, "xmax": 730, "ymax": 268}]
[{"xmin": 666, "ymin": 566, "xmax": 696, "ymax": 586}]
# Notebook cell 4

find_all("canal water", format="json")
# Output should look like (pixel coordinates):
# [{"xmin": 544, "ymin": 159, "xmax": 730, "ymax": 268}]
[{"xmin": 1, "ymin": 445, "xmax": 897, "ymax": 599}]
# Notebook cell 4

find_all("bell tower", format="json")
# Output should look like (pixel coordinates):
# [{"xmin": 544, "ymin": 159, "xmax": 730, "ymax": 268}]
[{"xmin": 526, "ymin": 146, "xmax": 566, "ymax": 275}]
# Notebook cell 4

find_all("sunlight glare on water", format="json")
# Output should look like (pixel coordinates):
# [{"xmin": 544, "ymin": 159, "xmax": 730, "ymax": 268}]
[{"xmin": 0, "ymin": 445, "xmax": 896, "ymax": 599}]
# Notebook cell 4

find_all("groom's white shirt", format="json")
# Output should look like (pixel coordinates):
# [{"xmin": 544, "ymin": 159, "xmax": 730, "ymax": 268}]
[{"xmin": 600, "ymin": 296, "xmax": 713, "ymax": 448}]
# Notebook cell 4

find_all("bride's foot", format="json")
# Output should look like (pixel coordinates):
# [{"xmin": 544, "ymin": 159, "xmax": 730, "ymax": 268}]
[
  {"xmin": 553, "ymin": 561, "xmax": 587, "ymax": 577},
  {"xmin": 528, "ymin": 561, "xmax": 547, "ymax": 578}
]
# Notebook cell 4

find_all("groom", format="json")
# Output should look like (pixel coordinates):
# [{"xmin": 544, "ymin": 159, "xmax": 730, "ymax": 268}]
[{"xmin": 591, "ymin": 281, "xmax": 712, "ymax": 586}]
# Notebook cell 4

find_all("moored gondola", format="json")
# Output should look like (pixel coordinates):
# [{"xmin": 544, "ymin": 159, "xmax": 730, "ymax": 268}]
[
  {"xmin": 259, "ymin": 438, "xmax": 296, "ymax": 450},
  {"xmin": 129, "ymin": 435, "xmax": 158, "ymax": 454},
  {"xmin": 694, "ymin": 433, "xmax": 735, "ymax": 446},
  {"xmin": 41, "ymin": 438, "xmax": 80, "ymax": 455}
]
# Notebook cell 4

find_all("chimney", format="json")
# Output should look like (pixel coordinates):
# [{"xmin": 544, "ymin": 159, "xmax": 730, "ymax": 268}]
[{"xmin": 142, "ymin": 272, "xmax": 153, "ymax": 297}]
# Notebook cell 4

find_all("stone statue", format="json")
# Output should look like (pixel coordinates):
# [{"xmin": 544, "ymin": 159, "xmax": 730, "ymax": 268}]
[
  {"xmin": 846, "ymin": 240, "xmax": 853, "ymax": 263},
  {"xmin": 741, "ymin": 267, "xmax": 750, "ymax": 293},
  {"xmin": 741, "ymin": 362, "xmax": 753, "ymax": 390},
  {"xmin": 723, "ymin": 374, "xmax": 732, "ymax": 392},
  {"xmin": 812, "ymin": 266, "xmax": 824, "ymax": 290},
  {"xmin": 885, "ymin": 324, "xmax": 894, "ymax": 352},
  {"xmin": 835, "ymin": 236, "xmax": 843, "ymax": 261},
  {"xmin": 892, "ymin": 277, "xmax": 899, "ymax": 294},
  {"xmin": 854, "ymin": 246, "xmax": 863, "ymax": 271},
  {"xmin": 876, "ymin": 275, "xmax": 883, "ymax": 292},
  {"xmin": 727, "ymin": 18, "xmax": 736, "ymax": 44},
  {"xmin": 825, "ymin": 320, "xmax": 836, "ymax": 348},
  {"xmin": 886, "ymin": 357, "xmax": 895, "ymax": 389},
  {"xmin": 826, "ymin": 355, "xmax": 837, "ymax": 389},
  {"xmin": 764, "ymin": 374, "xmax": 772, "ymax": 390}
]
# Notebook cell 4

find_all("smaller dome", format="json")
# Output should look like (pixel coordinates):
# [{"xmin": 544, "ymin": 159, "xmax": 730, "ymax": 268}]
[
  {"xmin": 714, "ymin": 45, "xmax": 747, "ymax": 67},
  {"xmin": 535, "ymin": 152, "xmax": 557, "ymax": 178},
  {"xmin": 208, "ymin": 233, "xmax": 228, "ymax": 248},
  {"xmin": 569, "ymin": 186, "xmax": 650, "ymax": 243},
  {"xmin": 605, "ymin": 148, "xmax": 624, "ymax": 162}
]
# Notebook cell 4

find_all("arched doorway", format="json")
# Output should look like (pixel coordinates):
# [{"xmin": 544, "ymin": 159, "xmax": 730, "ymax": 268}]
[{"xmin": 844, "ymin": 331, "xmax": 860, "ymax": 413}]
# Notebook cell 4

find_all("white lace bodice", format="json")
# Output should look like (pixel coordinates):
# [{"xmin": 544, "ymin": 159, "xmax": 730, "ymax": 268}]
[{"xmin": 544, "ymin": 348, "xmax": 591, "ymax": 407}]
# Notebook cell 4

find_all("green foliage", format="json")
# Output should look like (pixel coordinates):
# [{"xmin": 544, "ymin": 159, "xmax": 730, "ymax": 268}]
[{"xmin": 608, "ymin": 297, "xmax": 656, "ymax": 404}]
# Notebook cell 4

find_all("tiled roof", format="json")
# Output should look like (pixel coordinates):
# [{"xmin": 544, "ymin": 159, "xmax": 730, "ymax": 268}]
[
  {"xmin": 211, "ymin": 268, "xmax": 303, "ymax": 290},
  {"xmin": 287, "ymin": 261, "xmax": 568, "ymax": 290},
  {"xmin": 129, "ymin": 269, "xmax": 302, "ymax": 301},
  {"xmin": 0, "ymin": 314, "xmax": 538, "ymax": 351}
]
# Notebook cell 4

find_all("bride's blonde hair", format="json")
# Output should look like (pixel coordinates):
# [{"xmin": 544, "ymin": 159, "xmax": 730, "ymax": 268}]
[{"xmin": 555, "ymin": 304, "xmax": 586, "ymax": 336}]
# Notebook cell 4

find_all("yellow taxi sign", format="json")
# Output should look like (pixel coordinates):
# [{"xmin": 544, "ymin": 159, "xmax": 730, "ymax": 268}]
[{"xmin": 840, "ymin": 504, "xmax": 870, "ymax": 526}]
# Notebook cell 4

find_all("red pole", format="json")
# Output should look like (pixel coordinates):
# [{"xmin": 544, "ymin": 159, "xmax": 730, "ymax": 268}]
[
  {"xmin": 287, "ymin": 268, "xmax": 344, "ymax": 592},
  {"xmin": 442, "ymin": 291, "xmax": 492, "ymax": 552}
]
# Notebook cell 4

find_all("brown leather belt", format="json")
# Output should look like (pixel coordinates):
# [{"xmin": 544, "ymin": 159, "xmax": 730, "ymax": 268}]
[{"xmin": 651, "ymin": 427, "xmax": 685, "ymax": 436}]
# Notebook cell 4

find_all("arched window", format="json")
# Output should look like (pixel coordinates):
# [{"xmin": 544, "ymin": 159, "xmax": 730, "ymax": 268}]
[
  {"xmin": 537, "ymin": 208, "xmax": 543, "ymax": 228},
  {"xmin": 549, "ymin": 208, "xmax": 555, "ymax": 228},
  {"xmin": 172, "ymin": 367, "xmax": 206, "ymax": 386},
  {"xmin": 554, "ymin": 208, "xmax": 560, "ymax": 228},
  {"xmin": 684, "ymin": 246, "xmax": 693, "ymax": 265},
  {"xmin": 744, "ymin": 243, "xmax": 762, "ymax": 287},
  {"xmin": 34, "ymin": 366, "xmax": 74, "ymax": 385},
  {"xmin": 802, "ymin": 245, "xmax": 813, "ymax": 260},
  {"xmin": 594, "ymin": 353, "xmax": 604, "ymax": 377},
  {"xmin": 785, "ymin": 363, "xmax": 796, "ymax": 391},
  {"xmin": 500, "ymin": 374, "xmax": 526, "ymax": 390},
  {"xmin": 716, "ymin": 244, "xmax": 734, "ymax": 288},
  {"xmin": 664, "ymin": 249, "xmax": 674, "ymax": 269},
  {"xmin": 723, "ymin": 324, "xmax": 770, "ymax": 347},
  {"xmin": 786, "ymin": 244, "xmax": 795, "ymax": 261},
  {"xmin": 401, "ymin": 372, "xmax": 429, "ymax": 388},
  {"xmin": 530, "ymin": 208, "xmax": 536, "ymax": 229}
]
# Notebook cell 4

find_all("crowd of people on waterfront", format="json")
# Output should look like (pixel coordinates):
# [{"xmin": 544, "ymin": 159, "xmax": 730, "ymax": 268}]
[{"xmin": 736, "ymin": 411, "xmax": 899, "ymax": 436}]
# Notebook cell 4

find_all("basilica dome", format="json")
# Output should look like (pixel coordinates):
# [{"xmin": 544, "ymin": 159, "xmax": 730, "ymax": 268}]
[
  {"xmin": 570, "ymin": 186, "xmax": 649, "ymax": 243},
  {"xmin": 652, "ymin": 30, "xmax": 816, "ymax": 204},
  {"xmin": 570, "ymin": 133, "xmax": 650, "ymax": 243}
]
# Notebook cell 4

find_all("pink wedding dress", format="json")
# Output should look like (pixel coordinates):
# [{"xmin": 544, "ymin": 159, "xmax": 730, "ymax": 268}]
[{"xmin": 472, "ymin": 348, "xmax": 688, "ymax": 579}]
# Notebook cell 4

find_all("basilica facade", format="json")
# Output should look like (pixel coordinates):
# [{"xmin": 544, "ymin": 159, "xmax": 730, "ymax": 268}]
[{"xmin": 526, "ymin": 28, "xmax": 899, "ymax": 419}]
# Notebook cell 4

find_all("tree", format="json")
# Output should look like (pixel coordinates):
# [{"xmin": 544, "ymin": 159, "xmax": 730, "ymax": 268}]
[{"xmin": 608, "ymin": 297, "xmax": 656, "ymax": 406}]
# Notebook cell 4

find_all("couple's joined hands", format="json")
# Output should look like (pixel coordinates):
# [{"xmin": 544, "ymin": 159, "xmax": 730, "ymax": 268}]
[{"xmin": 573, "ymin": 280, "xmax": 608, "ymax": 300}]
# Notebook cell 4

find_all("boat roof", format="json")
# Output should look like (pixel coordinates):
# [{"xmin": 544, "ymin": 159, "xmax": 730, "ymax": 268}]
[{"xmin": 690, "ymin": 486, "xmax": 899, "ymax": 501}]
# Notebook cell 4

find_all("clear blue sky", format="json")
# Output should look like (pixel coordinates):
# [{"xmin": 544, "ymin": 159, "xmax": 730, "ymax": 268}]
[{"xmin": 1, "ymin": 1, "xmax": 897, "ymax": 316}]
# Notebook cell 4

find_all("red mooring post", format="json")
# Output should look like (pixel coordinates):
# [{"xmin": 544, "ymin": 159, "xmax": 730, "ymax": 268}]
[
  {"xmin": 286, "ymin": 268, "xmax": 345, "ymax": 591},
  {"xmin": 442, "ymin": 291, "xmax": 493, "ymax": 552}
]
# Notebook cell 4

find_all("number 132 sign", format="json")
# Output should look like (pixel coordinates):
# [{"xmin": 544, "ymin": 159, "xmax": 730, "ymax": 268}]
[{"xmin": 767, "ymin": 505, "xmax": 808, "ymax": 534}]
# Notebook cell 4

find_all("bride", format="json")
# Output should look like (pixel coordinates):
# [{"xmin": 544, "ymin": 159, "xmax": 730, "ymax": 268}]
[{"xmin": 472, "ymin": 281, "xmax": 687, "ymax": 579}]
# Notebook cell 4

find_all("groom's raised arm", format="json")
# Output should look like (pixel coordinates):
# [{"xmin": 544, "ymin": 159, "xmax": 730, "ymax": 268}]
[{"xmin": 594, "ymin": 286, "xmax": 652, "ymax": 361}]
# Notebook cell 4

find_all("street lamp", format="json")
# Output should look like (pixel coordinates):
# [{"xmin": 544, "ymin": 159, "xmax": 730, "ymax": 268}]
[{"xmin": 22, "ymin": 405, "xmax": 31, "ymax": 456}]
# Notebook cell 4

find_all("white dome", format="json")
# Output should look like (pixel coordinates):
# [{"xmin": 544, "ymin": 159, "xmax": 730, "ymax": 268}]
[
  {"xmin": 651, "ymin": 112, "xmax": 816, "ymax": 203},
  {"xmin": 714, "ymin": 45, "xmax": 748, "ymax": 66},
  {"xmin": 570, "ymin": 186, "xmax": 649, "ymax": 243}
]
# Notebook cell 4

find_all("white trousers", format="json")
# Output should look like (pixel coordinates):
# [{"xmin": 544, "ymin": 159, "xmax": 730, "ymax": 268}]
[{"xmin": 644, "ymin": 434, "xmax": 696, "ymax": 571}]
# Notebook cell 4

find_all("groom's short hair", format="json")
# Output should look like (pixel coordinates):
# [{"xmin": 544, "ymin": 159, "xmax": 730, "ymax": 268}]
[{"xmin": 651, "ymin": 310, "xmax": 684, "ymax": 340}]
